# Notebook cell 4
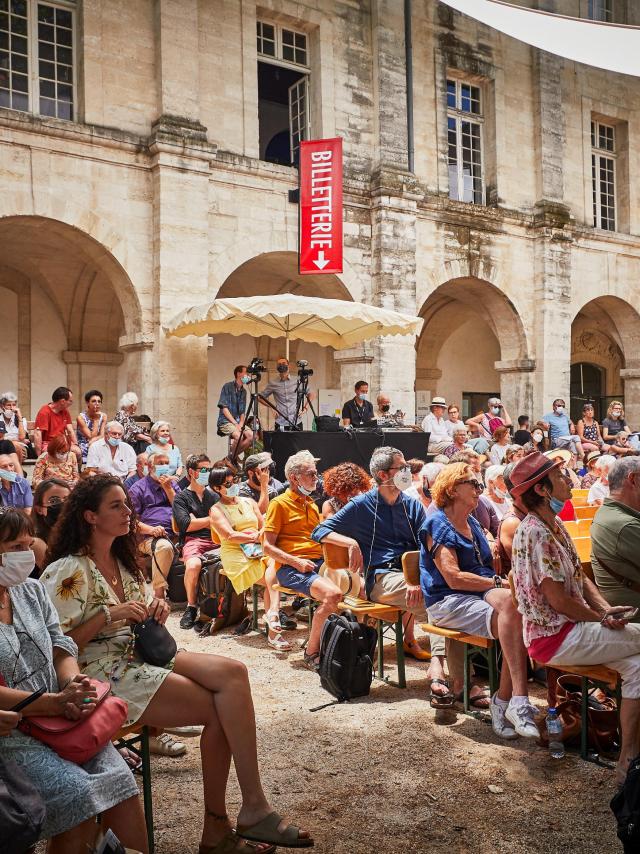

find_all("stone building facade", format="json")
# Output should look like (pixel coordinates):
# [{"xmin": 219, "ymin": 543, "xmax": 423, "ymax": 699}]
[{"xmin": 1, "ymin": 0, "xmax": 640, "ymax": 458}]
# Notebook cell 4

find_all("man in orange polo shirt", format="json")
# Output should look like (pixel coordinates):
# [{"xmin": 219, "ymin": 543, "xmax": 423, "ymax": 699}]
[{"xmin": 263, "ymin": 451, "xmax": 341, "ymax": 671}]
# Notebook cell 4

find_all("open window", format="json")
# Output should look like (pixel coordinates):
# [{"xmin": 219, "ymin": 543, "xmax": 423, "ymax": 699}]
[{"xmin": 257, "ymin": 20, "xmax": 309, "ymax": 166}]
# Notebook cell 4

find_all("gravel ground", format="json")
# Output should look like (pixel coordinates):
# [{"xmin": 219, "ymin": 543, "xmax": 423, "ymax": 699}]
[{"xmin": 139, "ymin": 612, "xmax": 621, "ymax": 854}]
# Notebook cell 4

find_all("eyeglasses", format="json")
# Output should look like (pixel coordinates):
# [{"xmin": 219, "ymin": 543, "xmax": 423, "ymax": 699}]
[
  {"xmin": 389, "ymin": 465, "xmax": 409, "ymax": 473},
  {"xmin": 196, "ymin": 467, "xmax": 211, "ymax": 474},
  {"xmin": 223, "ymin": 476, "xmax": 242, "ymax": 487},
  {"xmin": 458, "ymin": 479, "xmax": 483, "ymax": 492}
]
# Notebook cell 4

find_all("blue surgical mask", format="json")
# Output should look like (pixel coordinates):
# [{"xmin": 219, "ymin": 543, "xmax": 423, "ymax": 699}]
[
  {"xmin": 0, "ymin": 468, "xmax": 17, "ymax": 482},
  {"xmin": 197, "ymin": 470, "xmax": 210, "ymax": 486},
  {"xmin": 142, "ymin": 466, "xmax": 149, "ymax": 477},
  {"xmin": 298, "ymin": 483, "xmax": 316, "ymax": 496},
  {"xmin": 358, "ymin": 393, "xmax": 367, "ymax": 401},
  {"xmin": 157, "ymin": 436, "xmax": 170, "ymax": 445},
  {"xmin": 546, "ymin": 491, "xmax": 565, "ymax": 515},
  {"xmin": 154, "ymin": 464, "xmax": 171, "ymax": 477},
  {"xmin": 555, "ymin": 406, "xmax": 564, "ymax": 415},
  {"xmin": 491, "ymin": 406, "xmax": 501, "ymax": 415},
  {"xmin": 107, "ymin": 436, "xmax": 121, "ymax": 447},
  {"xmin": 225, "ymin": 483, "xmax": 240, "ymax": 498},
  {"xmin": 241, "ymin": 376, "xmax": 251, "ymax": 385}
]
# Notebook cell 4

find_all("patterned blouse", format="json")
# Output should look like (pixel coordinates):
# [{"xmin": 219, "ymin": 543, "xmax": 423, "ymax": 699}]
[
  {"xmin": 42, "ymin": 554, "xmax": 173, "ymax": 726},
  {"xmin": 32, "ymin": 451, "xmax": 79, "ymax": 488},
  {"xmin": 511, "ymin": 513, "xmax": 587, "ymax": 647},
  {"xmin": 114, "ymin": 409, "xmax": 148, "ymax": 445}
]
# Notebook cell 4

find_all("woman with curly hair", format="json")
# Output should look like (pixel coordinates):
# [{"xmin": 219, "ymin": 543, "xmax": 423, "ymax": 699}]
[
  {"xmin": 42, "ymin": 474, "xmax": 313, "ymax": 853},
  {"xmin": 321, "ymin": 462, "xmax": 372, "ymax": 519}
]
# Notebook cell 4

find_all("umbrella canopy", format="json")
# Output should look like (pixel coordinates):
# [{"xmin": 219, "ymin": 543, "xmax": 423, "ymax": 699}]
[{"xmin": 164, "ymin": 294, "xmax": 423, "ymax": 358}]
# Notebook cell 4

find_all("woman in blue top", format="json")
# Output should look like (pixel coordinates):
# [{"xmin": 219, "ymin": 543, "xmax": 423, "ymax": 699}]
[
  {"xmin": 147, "ymin": 420, "xmax": 183, "ymax": 479},
  {"xmin": 419, "ymin": 462, "xmax": 539, "ymax": 741}
]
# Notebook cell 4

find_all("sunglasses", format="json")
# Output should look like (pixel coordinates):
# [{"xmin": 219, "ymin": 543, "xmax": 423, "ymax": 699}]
[{"xmin": 458, "ymin": 479, "xmax": 483, "ymax": 492}]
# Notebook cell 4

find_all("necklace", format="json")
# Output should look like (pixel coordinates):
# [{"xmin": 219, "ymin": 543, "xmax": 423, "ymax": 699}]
[{"xmin": 91, "ymin": 552, "xmax": 121, "ymax": 587}]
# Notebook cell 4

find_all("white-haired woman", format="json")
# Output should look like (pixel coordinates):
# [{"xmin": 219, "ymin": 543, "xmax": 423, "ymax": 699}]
[
  {"xmin": 588, "ymin": 454, "xmax": 617, "ymax": 506},
  {"xmin": 147, "ymin": 421, "xmax": 183, "ymax": 479},
  {"xmin": 114, "ymin": 392, "xmax": 151, "ymax": 454},
  {"xmin": 483, "ymin": 464, "xmax": 512, "ymax": 521}
]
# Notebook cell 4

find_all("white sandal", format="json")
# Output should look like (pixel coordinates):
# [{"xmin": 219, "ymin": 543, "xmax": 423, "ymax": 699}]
[
  {"xmin": 264, "ymin": 610, "xmax": 283, "ymax": 633},
  {"xmin": 267, "ymin": 633, "xmax": 292, "ymax": 652}
]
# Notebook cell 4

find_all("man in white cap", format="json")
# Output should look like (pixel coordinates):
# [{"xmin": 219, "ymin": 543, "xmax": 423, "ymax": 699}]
[{"xmin": 421, "ymin": 397, "xmax": 452, "ymax": 454}]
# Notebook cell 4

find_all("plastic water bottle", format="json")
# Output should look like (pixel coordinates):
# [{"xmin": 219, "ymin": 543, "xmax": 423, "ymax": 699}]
[{"xmin": 546, "ymin": 708, "xmax": 565, "ymax": 759}]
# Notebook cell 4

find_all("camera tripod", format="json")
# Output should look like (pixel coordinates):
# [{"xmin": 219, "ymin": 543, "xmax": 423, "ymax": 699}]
[{"xmin": 294, "ymin": 371, "xmax": 318, "ymax": 426}]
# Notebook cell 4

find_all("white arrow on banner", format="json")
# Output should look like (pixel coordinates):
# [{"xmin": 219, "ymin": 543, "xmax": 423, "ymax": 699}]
[{"xmin": 313, "ymin": 251, "xmax": 330, "ymax": 270}]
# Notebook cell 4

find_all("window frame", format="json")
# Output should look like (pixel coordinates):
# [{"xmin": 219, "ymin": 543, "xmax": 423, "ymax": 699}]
[
  {"xmin": 591, "ymin": 119, "xmax": 617, "ymax": 232},
  {"xmin": 588, "ymin": 0, "xmax": 613, "ymax": 22},
  {"xmin": 0, "ymin": 0, "xmax": 76, "ymax": 121},
  {"xmin": 256, "ymin": 18, "xmax": 310, "ymax": 166},
  {"xmin": 446, "ymin": 77, "xmax": 485, "ymax": 206}
]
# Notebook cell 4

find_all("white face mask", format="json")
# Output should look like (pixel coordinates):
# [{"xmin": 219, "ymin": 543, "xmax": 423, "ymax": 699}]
[
  {"xmin": 494, "ymin": 487, "xmax": 507, "ymax": 500},
  {"xmin": 392, "ymin": 468, "xmax": 413, "ymax": 491},
  {"xmin": 555, "ymin": 406, "xmax": 565, "ymax": 415},
  {"xmin": 532, "ymin": 431, "xmax": 543, "ymax": 443},
  {"xmin": 0, "ymin": 550, "xmax": 36, "ymax": 587}
]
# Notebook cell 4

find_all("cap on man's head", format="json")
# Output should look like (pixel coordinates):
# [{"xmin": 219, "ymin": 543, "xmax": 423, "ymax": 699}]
[
  {"xmin": 430, "ymin": 396, "xmax": 447, "ymax": 408},
  {"xmin": 244, "ymin": 451, "xmax": 273, "ymax": 471},
  {"xmin": 509, "ymin": 451, "xmax": 563, "ymax": 498}
]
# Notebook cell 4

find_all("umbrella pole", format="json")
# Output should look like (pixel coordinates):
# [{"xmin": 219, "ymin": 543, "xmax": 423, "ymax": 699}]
[{"xmin": 286, "ymin": 334, "xmax": 289, "ymax": 361}]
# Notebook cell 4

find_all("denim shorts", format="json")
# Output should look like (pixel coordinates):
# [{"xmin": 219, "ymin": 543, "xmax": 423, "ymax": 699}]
[{"xmin": 276, "ymin": 559, "xmax": 324, "ymax": 596}]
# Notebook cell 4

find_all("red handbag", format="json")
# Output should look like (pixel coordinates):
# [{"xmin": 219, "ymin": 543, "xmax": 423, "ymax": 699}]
[{"xmin": 16, "ymin": 678, "xmax": 128, "ymax": 765}]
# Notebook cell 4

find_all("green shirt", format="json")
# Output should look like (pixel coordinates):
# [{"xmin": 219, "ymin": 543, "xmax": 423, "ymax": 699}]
[{"xmin": 591, "ymin": 497, "xmax": 640, "ymax": 616}]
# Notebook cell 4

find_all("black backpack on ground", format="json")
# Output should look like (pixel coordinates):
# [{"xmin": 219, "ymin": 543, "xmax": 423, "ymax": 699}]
[
  {"xmin": 611, "ymin": 755, "xmax": 640, "ymax": 852},
  {"xmin": 197, "ymin": 553, "xmax": 248, "ymax": 634},
  {"xmin": 318, "ymin": 611, "xmax": 378, "ymax": 701}
]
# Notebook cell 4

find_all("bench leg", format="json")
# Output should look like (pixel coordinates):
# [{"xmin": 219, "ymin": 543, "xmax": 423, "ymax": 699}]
[
  {"xmin": 394, "ymin": 614, "xmax": 406, "ymax": 689},
  {"xmin": 377, "ymin": 619, "xmax": 384, "ymax": 680},
  {"xmin": 140, "ymin": 726, "xmax": 154, "ymax": 853},
  {"xmin": 580, "ymin": 676, "xmax": 589, "ymax": 760},
  {"xmin": 251, "ymin": 585, "xmax": 260, "ymax": 633},
  {"xmin": 488, "ymin": 643, "xmax": 499, "ymax": 698},
  {"xmin": 463, "ymin": 644, "xmax": 470, "ymax": 713}
]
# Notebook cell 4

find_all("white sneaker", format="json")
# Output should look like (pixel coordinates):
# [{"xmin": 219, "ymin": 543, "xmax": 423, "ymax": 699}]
[
  {"xmin": 505, "ymin": 699, "xmax": 540, "ymax": 739},
  {"xmin": 164, "ymin": 726, "xmax": 203, "ymax": 738},
  {"xmin": 490, "ymin": 692, "xmax": 518, "ymax": 740},
  {"xmin": 148, "ymin": 733, "xmax": 187, "ymax": 756}
]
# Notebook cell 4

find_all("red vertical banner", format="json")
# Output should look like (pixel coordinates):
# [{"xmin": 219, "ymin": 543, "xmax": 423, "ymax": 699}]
[{"xmin": 299, "ymin": 137, "xmax": 343, "ymax": 275}]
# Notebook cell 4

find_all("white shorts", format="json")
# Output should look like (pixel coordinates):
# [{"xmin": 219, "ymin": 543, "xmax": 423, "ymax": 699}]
[{"xmin": 427, "ymin": 592, "xmax": 494, "ymax": 639}]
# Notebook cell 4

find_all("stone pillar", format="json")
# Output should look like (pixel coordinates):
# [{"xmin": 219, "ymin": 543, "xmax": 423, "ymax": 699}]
[
  {"xmin": 620, "ymin": 365, "xmax": 640, "ymax": 428},
  {"xmin": 530, "ymin": 47, "xmax": 574, "ymax": 419},
  {"xmin": 62, "ymin": 351, "xmax": 124, "ymax": 417},
  {"xmin": 333, "ymin": 348, "xmax": 375, "ymax": 407},
  {"xmin": 153, "ymin": 0, "xmax": 201, "ymax": 123},
  {"xmin": 118, "ymin": 335, "xmax": 156, "ymax": 414},
  {"xmin": 495, "ymin": 359, "xmax": 536, "ymax": 423}
]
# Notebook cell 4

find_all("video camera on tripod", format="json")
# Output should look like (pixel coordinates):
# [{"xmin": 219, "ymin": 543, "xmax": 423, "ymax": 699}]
[
  {"xmin": 247, "ymin": 357, "xmax": 265, "ymax": 380},
  {"xmin": 296, "ymin": 359, "xmax": 313, "ymax": 379}
]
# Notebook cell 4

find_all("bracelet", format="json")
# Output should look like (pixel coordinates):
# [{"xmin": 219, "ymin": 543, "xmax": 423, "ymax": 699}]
[{"xmin": 102, "ymin": 604, "xmax": 112, "ymax": 626}]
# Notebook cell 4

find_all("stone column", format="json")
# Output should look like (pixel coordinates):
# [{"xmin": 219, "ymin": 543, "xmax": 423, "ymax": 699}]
[
  {"xmin": 62, "ymin": 350, "xmax": 125, "ymax": 417},
  {"xmin": 530, "ymin": 47, "xmax": 574, "ymax": 418},
  {"xmin": 494, "ymin": 359, "xmax": 536, "ymax": 423},
  {"xmin": 620, "ymin": 365, "xmax": 640, "ymax": 428},
  {"xmin": 153, "ymin": 0, "xmax": 201, "ymax": 123}
]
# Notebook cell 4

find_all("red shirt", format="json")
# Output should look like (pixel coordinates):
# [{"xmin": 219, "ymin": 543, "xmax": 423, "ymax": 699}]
[{"xmin": 35, "ymin": 404, "xmax": 71, "ymax": 445}]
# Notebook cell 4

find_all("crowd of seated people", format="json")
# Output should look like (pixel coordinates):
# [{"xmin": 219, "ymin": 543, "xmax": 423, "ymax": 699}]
[{"xmin": 5, "ymin": 379, "xmax": 640, "ymax": 851}]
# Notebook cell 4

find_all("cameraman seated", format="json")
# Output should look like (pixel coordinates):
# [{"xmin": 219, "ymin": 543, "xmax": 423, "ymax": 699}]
[
  {"xmin": 217, "ymin": 365, "xmax": 253, "ymax": 457},
  {"xmin": 129, "ymin": 451, "xmax": 179, "ymax": 599},
  {"xmin": 239, "ymin": 452, "xmax": 285, "ymax": 514},
  {"xmin": 172, "ymin": 454, "xmax": 220, "ymax": 630},
  {"xmin": 263, "ymin": 451, "xmax": 341, "ymax": 670},
  {"xmin": 312, "ymin": 446, "xmax": 458, "ymax": 704}
]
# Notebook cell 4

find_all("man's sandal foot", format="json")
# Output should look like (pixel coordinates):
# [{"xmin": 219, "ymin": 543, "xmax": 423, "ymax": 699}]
[
  {"xmin": 237, "ymin": 811, "xmax": 314, "ymax": 848},
  {"xmin": 429, "ymin": 678, "xmax": 455, "ymax": 708},
  {"xmin": 199, "ymin": 830, "xmax": 275, "ymax": 854},
  {"xmin": 454, "ymin": 689, "xmax": 491, "ymax": 709}
]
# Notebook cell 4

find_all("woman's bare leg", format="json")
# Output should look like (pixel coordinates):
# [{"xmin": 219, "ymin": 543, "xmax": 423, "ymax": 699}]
[
  {"xmin": 101, "ymin": 795, "xmax": 149, "ymax": 854},
  {"xmin": 48, "ymin": 818, "xmax": 97, "ymax": 854},
  {"xmin": 264, "ymin": 559, "xmax": 281, "ymax": 613}
]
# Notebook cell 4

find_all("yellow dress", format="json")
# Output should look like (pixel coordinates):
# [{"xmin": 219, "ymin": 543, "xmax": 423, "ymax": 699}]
[{"xmin": 214, "ymin": 498, "xmax": 264, "ymax": 594}]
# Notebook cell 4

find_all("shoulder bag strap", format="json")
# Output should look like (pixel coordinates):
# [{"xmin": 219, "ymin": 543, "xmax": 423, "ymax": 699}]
[{"xmin": 593, "ymin": 553, "xmax": 640, "ymax": 595}]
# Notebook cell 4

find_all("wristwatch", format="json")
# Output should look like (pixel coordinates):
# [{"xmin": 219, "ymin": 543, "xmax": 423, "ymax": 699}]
[{"xmin": 493, "ymin": 574, "xmax": 502, "ymax": 589}]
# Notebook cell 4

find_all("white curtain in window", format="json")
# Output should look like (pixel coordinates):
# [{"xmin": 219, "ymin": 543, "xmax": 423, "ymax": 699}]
[{"xmin": 440, "ymin": 0, "xmax": 639, "ymax": 77}]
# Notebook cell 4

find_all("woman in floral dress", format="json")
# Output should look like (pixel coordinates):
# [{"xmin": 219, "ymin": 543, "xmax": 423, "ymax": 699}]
[{"xmin": 43, "ymin": 474, "xmax": 312, "ymax": 853}]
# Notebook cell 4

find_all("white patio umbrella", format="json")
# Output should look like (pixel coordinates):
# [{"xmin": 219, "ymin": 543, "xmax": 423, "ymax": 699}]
[{"xmin": 164, "ymin": 294, "xmax": 423, "ymax": 358}]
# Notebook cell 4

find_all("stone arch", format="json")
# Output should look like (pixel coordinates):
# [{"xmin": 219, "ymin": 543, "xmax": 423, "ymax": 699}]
[
  {"xmin": 416, "ymin": 277, "xmax": 532, "ymax": 418},
  {"xmin": 211, "ymin": 247, "xmax": 364, "ymax": 303},
  {"xmin": 570, "ymin": 295, "xmax": 640, "ymax": 422},
  {"xmin": 0, "ymin": 215, "xmax": 143, "ymax": 416}
]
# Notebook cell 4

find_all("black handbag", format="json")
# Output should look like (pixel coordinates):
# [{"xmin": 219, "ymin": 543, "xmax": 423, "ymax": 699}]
[
  {"xmin": 314, "ymin": 415, "xmax": 340, "ymax": 432},
  {"xmin": 133, "ymin": 618, "xmax": 177, "ymax": 667},
  {"xmin": 0, "ymin": 755, "xmax": 46, "ymax": 853}
]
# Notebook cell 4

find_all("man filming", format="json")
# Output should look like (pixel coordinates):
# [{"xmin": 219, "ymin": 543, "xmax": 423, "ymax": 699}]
[
  {"xmin": 216, "ymin": 365, "xmax": 254, "ymax": 457},
  {"xmin": 261, "ymin": 357, "xmax": 313, "ymax": 431}
]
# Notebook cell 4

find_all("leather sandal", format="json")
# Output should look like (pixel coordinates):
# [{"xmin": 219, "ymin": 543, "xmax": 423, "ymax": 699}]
[
  {"xmin": 429, "ymin": 678, "xmax": 455, "ymax": 708},
  {"xmin": 236, "ymin": 811, "xmax": 314, "ymax": 848},
  {"xmin": 198, "ymin": 830, "xmax": 275, "ymax": 854},
  {"xmin": 403, "ymin": 640, "xmax": 431, "ymax": 662}
]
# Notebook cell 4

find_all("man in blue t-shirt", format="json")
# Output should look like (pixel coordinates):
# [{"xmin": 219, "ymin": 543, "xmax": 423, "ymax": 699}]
[
  {"xmin": 312, "ymin": 446, "xmax": 458, "ymax": 703},
  {"xmin": 542, "ymin": 398, "xmax": 584, "ymax": 460}
]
